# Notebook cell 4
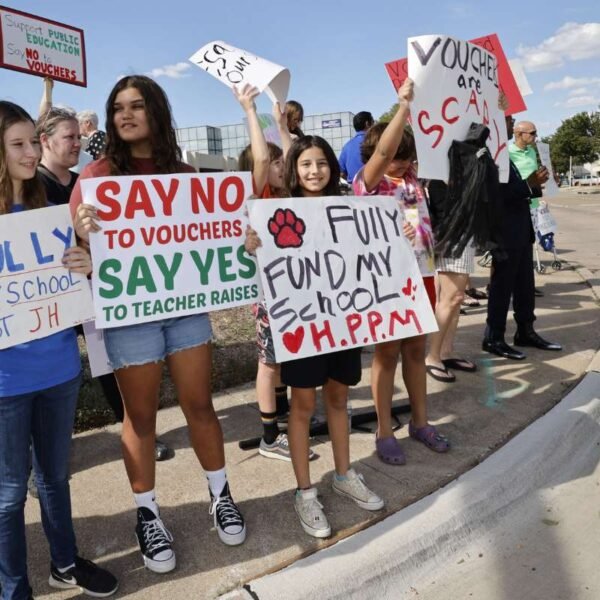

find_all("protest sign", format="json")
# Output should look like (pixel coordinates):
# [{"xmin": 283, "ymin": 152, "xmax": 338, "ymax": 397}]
[
  {"xmin": 0, "ymin": 5, "xmax": 86, "ymax": 86},
  {"xmin": 247, "ymin": 196, "xmax": 438, "ymax": 362},
  {"xmin": 190, "ymin": 41, "xmax": 290, "ymax": 106},
  {"xmin": 407, "ymin": 34, "xmax": 509, "ymax": 183},
  {"xmin": 82, "ymin": 172, "xmax": 260, "ymax": 328},
  {"xmin": 531, "ymin": 201, "xmax": 557, "ymax": 236},
  {"xmin": 385, "ymin": 33, "xmax": 526, "ymax": 116},
  {"xmin": 508, "ymin": 58, "xmax": 533, "ymax": 96},
  {"xmin": 536, "ymin": 142, "xmax": 559, "ymax": 197},
  {"xmin": 0, "ymin": 205, "xmax": 94, "ymax": 349},
  {"xmin": 82, "ymin": 319, "xmax": 112, "ymax": 377},
  {"xmin": 243, "ymin": 113, "xmax": 282, "ymax": 147}
]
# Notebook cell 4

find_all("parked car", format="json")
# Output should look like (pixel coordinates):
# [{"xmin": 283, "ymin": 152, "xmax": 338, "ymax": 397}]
[{"xmin": 573, "ymin": 175, "xmax": 599, "ymax": 186}]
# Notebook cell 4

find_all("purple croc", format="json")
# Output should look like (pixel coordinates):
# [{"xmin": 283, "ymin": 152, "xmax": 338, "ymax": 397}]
[
  {"xmin": 409, "ymin": 422, "xmax": 450, "ymax": 453},
  {"xmin": 375, "ymin": 436, "xmax": 406, "ymax": 465}
]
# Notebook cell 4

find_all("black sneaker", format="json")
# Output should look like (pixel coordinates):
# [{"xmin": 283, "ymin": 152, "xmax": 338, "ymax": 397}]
[
  {"xmin": 209, "ymin": 482, "xmax": 246, "ymax": 546},
  {"xmin": 135, "ymin": 507, "xmax": 176, "ymax": 573},
  {"xmin": 49, "ymin": 556, "xmax": 118, "ymax": 597}
]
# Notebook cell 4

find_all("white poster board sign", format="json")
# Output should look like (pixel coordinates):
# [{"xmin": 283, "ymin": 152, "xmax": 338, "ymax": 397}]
[
  {"xmin": 247, "ymin": 196, "xmax": 438, "ymax": 362},
  {"xmin": 0, "ymin": 5, "xmax": 86, "ymax": 86},
  {"xmin": 508, "ymin": 58, "xmax": 533, "ymax": 96},
  {"xmin": 0, "ymin": 205, "xmax": 94, "ymax": 349},
  {"xmin": 82, "ymin": 319, "xmax": 112, "ymax": 377},
  {"xmin": 82, "ymin": 172, "xmax": 259, "ymax": 328},
  {"xmin": 244, "ymin": 113, "xmax": 282, "ymax": 147},
  {"xmin": 189, "ymin": 41, "xmax": 290, "ymax": 106},
  {"xmin": 408, "ymin": 34, "xmax": 509, "ymax": 182},
  {"xmin": 536, "ymin": 142, "xmax": 559, "ymax": 197}
]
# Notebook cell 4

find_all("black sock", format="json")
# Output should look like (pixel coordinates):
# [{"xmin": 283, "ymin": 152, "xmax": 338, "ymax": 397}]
[
  {"xmin": 260, "ymin": 411, "xmax": 279, "ymax": 444},
  {"xmin": 275, "ymin": 386, "xmax": 289, "ymax": 416}
]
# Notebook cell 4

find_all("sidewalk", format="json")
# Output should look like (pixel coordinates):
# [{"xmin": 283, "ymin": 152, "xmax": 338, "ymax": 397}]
[{"xmin": 25, "ymin": 190, "xmax": 600, "ymax": 599}]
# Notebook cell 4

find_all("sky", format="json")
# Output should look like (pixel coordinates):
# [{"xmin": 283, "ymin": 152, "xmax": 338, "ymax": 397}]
[{"xmin": 1, "ymin": 0, "xmax": 599, "ymax": 139}]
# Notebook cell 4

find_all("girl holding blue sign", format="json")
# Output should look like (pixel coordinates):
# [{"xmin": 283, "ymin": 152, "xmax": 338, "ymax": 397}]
[
  {"xmin": 70, "ymin": 75, "xmax": 246, "ymax": 574},
  {"xmin": 0, "ymin": 100, "xmax": 118, "ymax": 599},
  {"xmin": 246, "ymin": 135, "xmax": 385, "ymax": 538}
]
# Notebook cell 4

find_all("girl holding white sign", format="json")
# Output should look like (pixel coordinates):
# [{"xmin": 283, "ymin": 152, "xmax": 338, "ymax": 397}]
[
  {"xmin": 0, "ymin": 101, "xmax": 118, "ymax": 599},
  {"xmin": 352, "ymin": 78, "xmax": 450, "ymax": 465},
  {"xmin": 246, "ymin": 135, "xmax": 385, "ymax": 538},
  {"xmin": 70, "ymin": 76, "xmax": 246, "ymax": 573}
]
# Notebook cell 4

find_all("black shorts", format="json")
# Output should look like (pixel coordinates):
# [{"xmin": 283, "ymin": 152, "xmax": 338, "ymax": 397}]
[{"xmin": 281, "ymin": 348, "xmax": 362, "ymax": 388}]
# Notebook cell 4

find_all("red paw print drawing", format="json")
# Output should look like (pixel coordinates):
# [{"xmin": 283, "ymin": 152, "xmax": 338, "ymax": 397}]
[
  {"xmin": 268, "ymin": 208, "xmax": 306, "ymax": 248},
  {"xmin": 402, "ymin": 277, "xmax": 418, "ymax": 301}
]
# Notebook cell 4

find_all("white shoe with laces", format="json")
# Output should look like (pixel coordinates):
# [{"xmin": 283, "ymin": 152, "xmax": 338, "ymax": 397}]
[
  {"xmin": 294, "ymin": 487, "xmax": 331, "ymax": 538},
  {"xmin": 332, "ymin": 468, "xmax": 385, "ymax": 511}
]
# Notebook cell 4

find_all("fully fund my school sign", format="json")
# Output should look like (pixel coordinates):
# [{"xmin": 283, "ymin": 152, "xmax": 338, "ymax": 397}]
[
  {"xmin": 0, "ymin": 205, "xmax": 94, "ymax": 349},
  {"xmin": 247, "ymin": 196, "xmax": 438, "ymax": 362},
  {"xmin": 83, "ymin": 172, "xmax": 259, "ymax": 328}
]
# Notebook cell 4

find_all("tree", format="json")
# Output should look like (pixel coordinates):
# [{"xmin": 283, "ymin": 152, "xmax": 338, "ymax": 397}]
[
  {"xmin": 379, "ymin": 103, "xmax": 399, "ymax": 123},
  {"xmin": 545, "ymin": 110, "xmax": 600, "ymax": 173}
]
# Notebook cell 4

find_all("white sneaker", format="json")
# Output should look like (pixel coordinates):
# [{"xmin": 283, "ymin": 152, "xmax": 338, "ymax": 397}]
[
  {"xmin": 294, "ymin": 487, "xmax": 331, "ymax": 538},
  {"xmin": 259, "ymin": 433, "xmax": 317, "ymax": 462},
  {"xmin": 332, "ymin": 468, "xmax": 385, "ymax": 511}
]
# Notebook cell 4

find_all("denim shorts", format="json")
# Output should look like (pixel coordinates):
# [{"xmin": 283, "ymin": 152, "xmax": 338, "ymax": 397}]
[{"xmin": 104, "ymin": 314, "xmax": 212, "ymax": 369}]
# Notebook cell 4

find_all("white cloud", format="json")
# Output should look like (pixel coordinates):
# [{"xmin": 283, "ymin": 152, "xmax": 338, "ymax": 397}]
[
  {"xmin": 145, "ymin": 62, "xmax": 191, "ymax": 79},
  {"xmin": 554, "ymin": 95, "xmax": 600, "ymax": 108},
  {"xmin": 517, "ymin": 22, "xmax": 600, "ymax": 72},
  {"xmin": 544, "ymin": 75, "xmax": 600, "ymax": 90},
  {"xmin": 569, "ymin": 87, "xmax": 589, "ymax": 96}
]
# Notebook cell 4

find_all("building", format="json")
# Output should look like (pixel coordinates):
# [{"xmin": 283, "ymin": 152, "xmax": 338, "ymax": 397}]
[{"xmin": 176, "ymin": 111, "xmax": 355, "ymax": 164}]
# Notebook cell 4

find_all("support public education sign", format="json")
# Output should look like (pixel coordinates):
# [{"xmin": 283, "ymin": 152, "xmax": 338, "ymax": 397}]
[
  {"xmin": 0, "ymin": 205, "xmax": 94, "ymax": 349},
  {"xmin": 247, "ymin": 196, "xmax": 438, "ymax": 362},
  {"xmin": 0, "ymin": 5, "xmax": 86, "ymax": 86},
  {"xmin": 82, "ymin": 171, "xmax": 260, "ymax": 328}
]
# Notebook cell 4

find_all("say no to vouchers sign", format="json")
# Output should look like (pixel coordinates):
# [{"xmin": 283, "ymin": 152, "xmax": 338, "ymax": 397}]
[{"xmin": 0, "ymin": 5, "xmax": 86, "ymax": 86}]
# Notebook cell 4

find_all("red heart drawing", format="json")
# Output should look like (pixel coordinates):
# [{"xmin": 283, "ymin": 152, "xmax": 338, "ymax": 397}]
[
  {"xmin": 282, "ymin": 326, "xmax": 305, "ymax": 354},
  {"xmin": 402, "ymin": 277, "xmax": 413, "ymax": 296}
]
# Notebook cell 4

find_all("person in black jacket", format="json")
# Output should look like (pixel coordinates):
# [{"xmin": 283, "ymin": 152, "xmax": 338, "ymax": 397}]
[{"xmin": 483, "ymin": 116, "xmax": 562, "ymax": 359}]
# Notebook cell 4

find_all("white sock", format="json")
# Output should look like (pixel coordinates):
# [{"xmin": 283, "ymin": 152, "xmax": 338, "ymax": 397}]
[
  {"xmin": 206, "ymin": 468, "xmax": 227, "ymax": 497},
  {"xmin": 134, "ymin": 489, "xmax": 159, "ymax": 515}
]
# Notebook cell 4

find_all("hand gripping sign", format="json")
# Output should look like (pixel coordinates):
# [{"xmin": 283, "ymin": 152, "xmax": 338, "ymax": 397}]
[
  {"xmin": 189, "ymin": 41, "xmax": 290, "ymax": 106},
  {"xmin": 407, "ymin": 34, "xmax": 509, "ymax": 183}
]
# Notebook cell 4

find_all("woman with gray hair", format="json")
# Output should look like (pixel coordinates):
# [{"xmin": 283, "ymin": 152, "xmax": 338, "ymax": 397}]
[{"xmin": 77, "ymin": 109, "xmax": 106, "ymax": 160}]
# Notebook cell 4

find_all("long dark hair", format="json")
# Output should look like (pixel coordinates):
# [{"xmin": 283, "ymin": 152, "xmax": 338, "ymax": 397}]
[
  {"xmin": 285, "ymin": 135, "xmax": 340, "ymax": 197},
  {"xmin": 104, "ymin": 75, "xmax": 182, "ymax": 175},
  {"xmin": 0, "ymin": 101, "xmax": 46, "ymax": 214}
]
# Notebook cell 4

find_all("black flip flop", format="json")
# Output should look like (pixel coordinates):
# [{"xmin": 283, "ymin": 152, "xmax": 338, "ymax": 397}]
[
  {"xmin": 442, "ymin": 358, "xmax": 477, "ymax": 372},
  {"xmin": 426, "ymin": 364, "xmax": 456, "ymax": 383}
]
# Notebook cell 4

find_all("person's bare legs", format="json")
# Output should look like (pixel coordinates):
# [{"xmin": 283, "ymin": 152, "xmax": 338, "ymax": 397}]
[
  {"xmin": 426, "ymin": 272, "xmax": 468, "ymax": 368},
  {"xmin": 288, "ymin": 387, "xmax": 316, "ymax": 489},
  {"xmin": 167, "ymin": 343, "xmax": 224, "ymax": 471},
  {"xmin": 256, "ymin": 361, "xmax": 279, "ymax": 413},
  {"xmin": 401, "ymin": 335, "xmax": 428, "ymax": 428},
  {"xmin": 323, "ymin": 380, "xmax": 350, "ymax": 476},
  {"xmin": 116, "ymin": 362, "xmax": 163, "ymax": 493},
  {"xmin": 371, "ymin": 341, "xmax": 402, "ymax": 438}
]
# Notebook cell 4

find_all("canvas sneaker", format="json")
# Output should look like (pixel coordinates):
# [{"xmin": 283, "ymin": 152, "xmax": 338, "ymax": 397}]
[
  {"xmin": 135, "ymin": 507, "xmax": 176, "ymax": 573},
  {"xmin": 332, "ymin": 468, "xmax": 385, "ymax": 511},
  {"xmin": 259, "ymin": 433, "xmax": 317, "ymax": 462},
  {"xmin": 209, "ymin": 482, "xmax": 246, "ymax": 546},
  {"xmin": 294, "ymin": 487, "xmax": 331, "ymax": 538},
  {"xmin": 49, "ymin": 556, "xmax": 118, "ymax": 597}
]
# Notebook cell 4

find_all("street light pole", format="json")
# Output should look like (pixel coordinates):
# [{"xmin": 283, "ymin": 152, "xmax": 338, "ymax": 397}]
[{"xmin": 569, "ymin": 155, "xmax": 572, "ymax": 186}]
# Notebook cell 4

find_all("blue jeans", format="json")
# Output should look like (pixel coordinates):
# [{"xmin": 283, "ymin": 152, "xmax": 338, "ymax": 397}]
[{"xmin": 0, "ymin": 374, "xmax": 81, "ymax": 600}]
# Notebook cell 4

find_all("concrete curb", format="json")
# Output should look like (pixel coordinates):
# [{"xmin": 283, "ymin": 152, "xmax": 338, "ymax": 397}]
[{"xmin": 232, "ymin": 372, "xmax": 600, "ymax": 600}]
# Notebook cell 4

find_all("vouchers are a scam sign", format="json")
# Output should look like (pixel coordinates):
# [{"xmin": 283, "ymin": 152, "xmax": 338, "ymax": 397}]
[
  {"xmin": 385, "ymin": 33, "xmax": 527, "ymax": 116},
  {"xmin": 190, "ymin": 41, "xmax": 290, "ymax": 106},
  {"xmin": 247, "ymin": 196, "xmax": 438, "ymax": 362},
  {"xmin": 408, "ymin": 34, "xmax": 509, "ymax": 183},
  {"xmin": 83, "ymin": 172, "xmax": 260, "ymax": 328},
  {"xmin": 0, "ymin": 205, "xmax": 94, "ymax": 349},
  {"xmin": 0, "ymin": 5, "xmax": 86, "ymax": 86}
]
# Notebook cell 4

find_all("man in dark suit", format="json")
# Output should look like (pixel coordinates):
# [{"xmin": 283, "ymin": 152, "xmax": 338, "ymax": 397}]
[{"xmin": 483, "ymin": 116, "xmax": 562, "ymax": 360}]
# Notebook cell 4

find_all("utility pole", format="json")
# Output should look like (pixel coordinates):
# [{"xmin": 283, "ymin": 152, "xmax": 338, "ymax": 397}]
[{"xmin": 569, "ymin": 155, "xmax": 573, "ymax": 186}]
